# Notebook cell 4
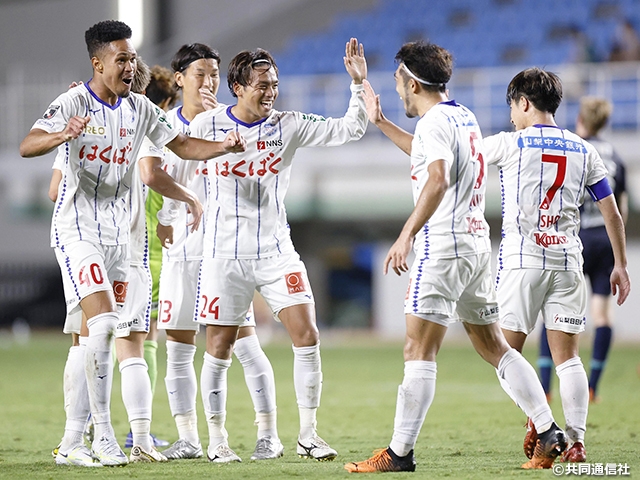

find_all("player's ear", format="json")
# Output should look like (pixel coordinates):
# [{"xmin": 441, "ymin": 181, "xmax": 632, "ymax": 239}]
[
  {"xmin": 91, "ymin": 57, "xmax": 103, "ymax": 74},
  {"xmin": 174, "ymin": 71, "xmax": 184, "ymax": 89},
  {"xmin": 232, "ymin": 82, "xmax": 244, "ymax": 98}
]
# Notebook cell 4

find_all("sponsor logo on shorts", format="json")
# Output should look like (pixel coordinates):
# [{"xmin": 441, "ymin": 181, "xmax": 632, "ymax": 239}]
[
  {"xmin": 553, "ymin": 314, "xmax": 585, "ymax": 326},
  {"xmin": 285, "ymin": 272, "xmax": 307, "ymax": 294},
  {"xmin": 478, "ymin": 305, "xmax": 499, "ymax": 318},
  {"xmin": 466, "ymin": 216, "xmax": 486, "ymax": 233},
  {"xmin": 533, "ymin": 232, "xmax": 568, "ymax": 248},
  {"xmin": 116, "ymin": 318, "xmax": 140, "ymax": 330},
  {"xmin": 112, "ymin": 281, "xmax": 128, "ymax": 304}
]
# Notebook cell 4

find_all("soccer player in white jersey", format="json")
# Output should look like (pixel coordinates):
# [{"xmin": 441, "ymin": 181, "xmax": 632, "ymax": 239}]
[
  {"xmin": 187, "ymin": 39, "xmax": 368, "ymax": 463},
  {"xmin": 537, "ymin": 97, "xmax": 628, "ymax": 405},
  {"xmin": 483, "ymin": 68, "xmax": 630, "ymax": 464},
  {"xmin": 149, "ymin": 43, "xmax": 281, "ymax": 462},
  {"xmin": 19, "ymin": 20, "xmax": 245, "ymax": 467},
  {"xmin": 345, "ymin": 42, "xmax": 567, "ymax": 473}
]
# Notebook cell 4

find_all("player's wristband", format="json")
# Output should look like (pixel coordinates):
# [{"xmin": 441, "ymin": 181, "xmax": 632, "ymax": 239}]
[{"xmin": 586, "ymin": 177, "xmax": 613, "ymax": 202}]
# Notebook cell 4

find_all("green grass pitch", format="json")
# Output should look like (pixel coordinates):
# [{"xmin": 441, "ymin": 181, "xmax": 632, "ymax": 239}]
[{"xmin": 0, "ymin": 331, "xmax": 638, "ymax": 479}]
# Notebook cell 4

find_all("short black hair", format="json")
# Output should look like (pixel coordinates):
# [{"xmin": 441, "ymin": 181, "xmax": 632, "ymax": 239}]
[
  {"xmin": 227, "ymin": 49, "xmax": 278, "ymax": 98},
  {"xmin": 84, "ymin": 20, "xmax": 132, "ymax": 58},
  {"xmin": 171, "ymin": 43, "xmax": 220, "ymax": 74},
  {"xmin": 506, "ymin": 68, "xmax": 563, "ymax": 115},
  {"xmin": 395, "ymin": 41, "xmax": 452, "ymax": 93}
]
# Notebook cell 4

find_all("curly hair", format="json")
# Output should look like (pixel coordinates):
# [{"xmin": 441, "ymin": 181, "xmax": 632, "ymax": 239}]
[
  {"xmin": 84, "ymin": 20, "xmax": 132, "ymax": 58},
  {"xmin": 395, "ymin": 41, "xmax": 452, "ymax": 93},
  {"xmin": 131, "ymin": 57, "xmax": 151, "ymax": 95},
  {"xmin": 145, "ymin": 65, "xmax": 179, "ymax": 109}
]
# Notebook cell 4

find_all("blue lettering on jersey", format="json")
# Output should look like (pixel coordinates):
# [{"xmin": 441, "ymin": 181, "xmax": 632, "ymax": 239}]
[{"xmin": 518, "ymin": 136, "xmax": 587, "ymax": 153}]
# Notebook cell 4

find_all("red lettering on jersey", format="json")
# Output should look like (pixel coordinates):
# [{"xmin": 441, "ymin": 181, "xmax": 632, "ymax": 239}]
[
  {"xmin": 269, "ymin": 157, "xmax": 281, "ymax": 174},
  {"xmin": 257, "ymin": 141, "xmax": 266, "ymax": 150},
  {"xmin": 285, "ymin": 272, "xmax": 307, "ymax": 294},
  {"xmin": 539, "ymin": 214, "xmax": 560, "ymax": 229},
  {"xmin": 231, "ymin": 160, "xmax": 247, "ymax": 178},
  {"xmin": 99, "ymin": 146, "xmax": 112, "ymax": 164},
  {"xmin": 533, "ymin": 232, "xmax": 568, "ymax": 247}
]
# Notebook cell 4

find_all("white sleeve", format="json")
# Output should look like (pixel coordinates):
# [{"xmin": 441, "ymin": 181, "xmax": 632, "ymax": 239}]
[
  {"xmin": 156, "ymin": 157, "xmax": 198, "ymax": 227},
  {"xmin": 141, "ymin": 96, "xmax": 180, "ymax": 149},
  {"xmin": 293, "ymin": 83, "xmax": 368, "ymax": 148},
  {"xmin": 417, "ymin": 116, "xmax": 454, "ymax": 167},
  {"xmin": 483, "ymin": 132, "xmax": 511, "ymax": 167},
  {"xmin": 51, "ymin": 152, "xmax": 65, "ymax": 171},
  {"xmin": 32, "ymin": 91, "xmax": 77, "ymax": 133}
]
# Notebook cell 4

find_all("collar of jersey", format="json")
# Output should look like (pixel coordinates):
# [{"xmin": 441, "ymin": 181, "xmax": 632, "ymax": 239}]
[
  {"xmin": 226, "ymin": 105, "xmax": 270, "ymax": 128},
  {"xmin": 532, "ymin": 124, "xmax": 560, "ymax": 129},
  {"xmin": 177, "ymin": 106, "xmax": 190, "ymax": 126},
  {"xmin": 439, "ymin": 99, "xmax": 459, "ymax": 107},
  {"xmin": 85, "ymin": 79, "xmax": 122, "ymax": 110}
]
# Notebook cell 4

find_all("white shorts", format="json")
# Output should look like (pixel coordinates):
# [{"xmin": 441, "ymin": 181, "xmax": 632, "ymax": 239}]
[
  {"xmin": 116, "ymin": 263, "xmax": 152, "ymax": 337},
  {"xmin": 195, "ymin": 253, "xmax": 314, "ymax": 326},
  {"xmin": 157, "ymin": 260, "xmax": 201, "ymax": 332},
  {"xmin": 404, "ymin": 253, "xmax": 499, "ymax": 327},
  {"xmin": 497, "ymin": 269, "xmax": 587, "ymax": 335},
  {"xmin": 62, "ymin": 310, "xmax": 83, "ymax": 335},
  {"xmin": 54, "ymin": 241, "xmax": 129, "ymax": 316}
]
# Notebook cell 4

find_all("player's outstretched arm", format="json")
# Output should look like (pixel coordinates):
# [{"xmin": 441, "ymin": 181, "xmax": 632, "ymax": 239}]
[
  {"xmin": 165, "ymin": 131, "xmax": 246, "ymax": 161},
  {"xmin": 20, "ymin": 116, "xmax": 91, "ymax": 157},
  {"xmin": 344, "ymin": 37, "xmax": 367, "ymax": 85},
  {"xmin": 138, "ymin": 156, "xmax": 204, "ymax": 232},
  {"xmin": 384, "ymin": 160, "xmax": 449, "ymax": 276},
  {"xmin": 597, "ymin": 194, "xmax": 631, "ymax": 304},
  {"xmin": 363, "ymin": 80, "xmax": 413, "ymax": 155}
]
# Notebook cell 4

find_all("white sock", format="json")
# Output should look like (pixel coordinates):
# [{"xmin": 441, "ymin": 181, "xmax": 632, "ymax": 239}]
[
  {"xmin": 165, "ymin": 341, "xmax": 198, "ymax": 435},
  {"xmin": 556, "ymin": 357, "xmax": 588, "ymax": 443},
  {"xmin": 234, "ymin": 335, "xmax": 278, "ymax": 439},
  {"xmin": 60, "ymin": 341, "xmax": 90, "ymax": 451},
  {"xmin": 119, "ymin": 357, "xmax": 152, "ymax": 451},
  {"xmin": 292, "ymin": 343, "xmax": 322, "ymax": 439},
  {"xmin": 85, "ymin": 312, "xmax": 117, "ymax": 439},
  {"xmin": 175, "ymin": 411, "xmax": 200, "ymax": 446},
  {"xmin": 201, "ymin": 353, "xmax": 231, "ymax": 449},
  {"xmin": 389, "ymin": 361, "xmax": 437, "ymax": 457},
  {"xmin": 497, "ymin": 348, "xmax": 554, "ymax": 433}
]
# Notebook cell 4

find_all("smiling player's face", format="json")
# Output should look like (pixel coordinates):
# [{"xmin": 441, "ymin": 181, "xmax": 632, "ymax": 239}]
[
  {"xmin": 95, "ymin": 39, "xmax": 137, "ymax": 99},
  {"xmin": 236, "ymin": 66, "xmax": 279, "ymax": 123}
]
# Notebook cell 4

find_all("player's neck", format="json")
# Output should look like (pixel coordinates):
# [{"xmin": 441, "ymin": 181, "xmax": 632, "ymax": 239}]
[
  {"xmin": 181, "ymin": 103, "xmax": 204, "ymax": 122},
  {"xmin": 527, "ymin": 112, "xmax": 557, "ymax": 128},
  {"xmin": 230, "ymin": 104, "xmax": 266, "ymax": 125},
  {"xmin": 87, "ymin": 78, "xmax": 119, "ymax": 106},
  {"xmin": 418, "ymin": 92, "xmax": 448, "ymax": 116}
]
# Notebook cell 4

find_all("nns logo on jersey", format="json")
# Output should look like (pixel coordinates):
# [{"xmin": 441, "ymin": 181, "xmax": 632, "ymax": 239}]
[
  {"xmin": 257, "ymin": 139, "xmax": 283, "ymax": 150},
  {"xmin": 119, "ymin": 128, "xmax": 136, "ymax": 137}
]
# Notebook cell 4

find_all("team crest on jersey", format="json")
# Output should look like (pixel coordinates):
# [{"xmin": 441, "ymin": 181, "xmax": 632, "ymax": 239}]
[
  {"xmin": 262, "ymin": 121, "xmax": 279, "ymax": 137},
  {"xmin": 257, "ymin": 139, "xmax": 283, "ymax": 150},
  {"xmin": 285, "ymin": 272, "xmax": 306, "ymax": 294},
  {"xmin": 43, "ymin": 105, "xmax": 60, "ymax": 119}
]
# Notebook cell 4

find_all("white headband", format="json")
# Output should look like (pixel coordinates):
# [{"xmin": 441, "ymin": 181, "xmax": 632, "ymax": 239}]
[{"xmin": 402, "ymin": 63, "xmax": 445, "ymax": 86}]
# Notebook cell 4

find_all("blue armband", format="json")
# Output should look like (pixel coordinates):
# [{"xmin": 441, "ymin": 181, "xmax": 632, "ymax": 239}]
[{"xmin": 586, "ymin": 177, "xmax": 613, "ymax": 201}]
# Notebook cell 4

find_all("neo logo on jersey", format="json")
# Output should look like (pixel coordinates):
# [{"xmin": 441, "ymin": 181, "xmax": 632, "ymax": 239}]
[
  {"xmin": 285, "ymin": 272, "xmax": 306, "ymax": 294},
  {"xmin": 257, "ymin": 139, "xmax": 283, "ymax": 150}
]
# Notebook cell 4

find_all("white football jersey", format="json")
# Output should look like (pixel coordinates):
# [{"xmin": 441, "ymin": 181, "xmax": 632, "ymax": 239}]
[
  {"xmin": 189, "ymin": 83, "xmax": 367, "ymax": 260},
  {"xmin": 32, "ymin": 83, "xmax": 179, "ymax": 248},
  {"xmin": 156, "ymin": 106, "xmax": 210, "ymax": 262},
  {"xmin": 410, "ymin": 100, "xmax": 491, "ymax": 260},
  {"xmin": 484, "ymin": 125, "xmax": 608, "ymax": 271}
]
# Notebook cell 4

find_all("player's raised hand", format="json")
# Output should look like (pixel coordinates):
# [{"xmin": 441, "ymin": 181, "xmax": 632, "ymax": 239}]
[
  {"xmin": 186, "ymin": 196, "xmax": 204, "ymax": 233},
  {"xmin": 610, "ymin": 265, "xmax": 631, "ymax": 305},
  {"xmin": 344, "ymin": 37, "xmax": 367, "ymax": 84},
  {"xmin": 62, "ymin": 115, "xmax": 91, "ymax": 142},
  {"xmin": 383, "ymin": 233, "xmax": 413, "ymax": 276},
  {"xmin": 223, "ymin": 131, "xmax": 247, "ymax": 153},
  {"xmin": 363, "ymin": 79, "xmax": 384, "ymax": 124},
  {"xmin": 157, "ymin": 223, "xmax": 174, "ymax": 249},
  {"xmin": 200, "ymin": 87, "xmax": 218, "ymax": 110}
]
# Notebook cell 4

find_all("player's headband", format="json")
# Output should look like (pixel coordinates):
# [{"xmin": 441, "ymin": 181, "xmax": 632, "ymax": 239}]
[
  {"xmin": 251, "ymin": 58, "xmax": 272, "ymax": 69},
  {"xmin": 402, "ymin": 63, "xmax": 445, "ymax": 87}
]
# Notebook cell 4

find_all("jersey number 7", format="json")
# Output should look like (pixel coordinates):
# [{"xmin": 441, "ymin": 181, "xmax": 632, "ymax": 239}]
[{"xmin": 539, "ymin": 154, "xmax": 567, "ymax": 210}]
